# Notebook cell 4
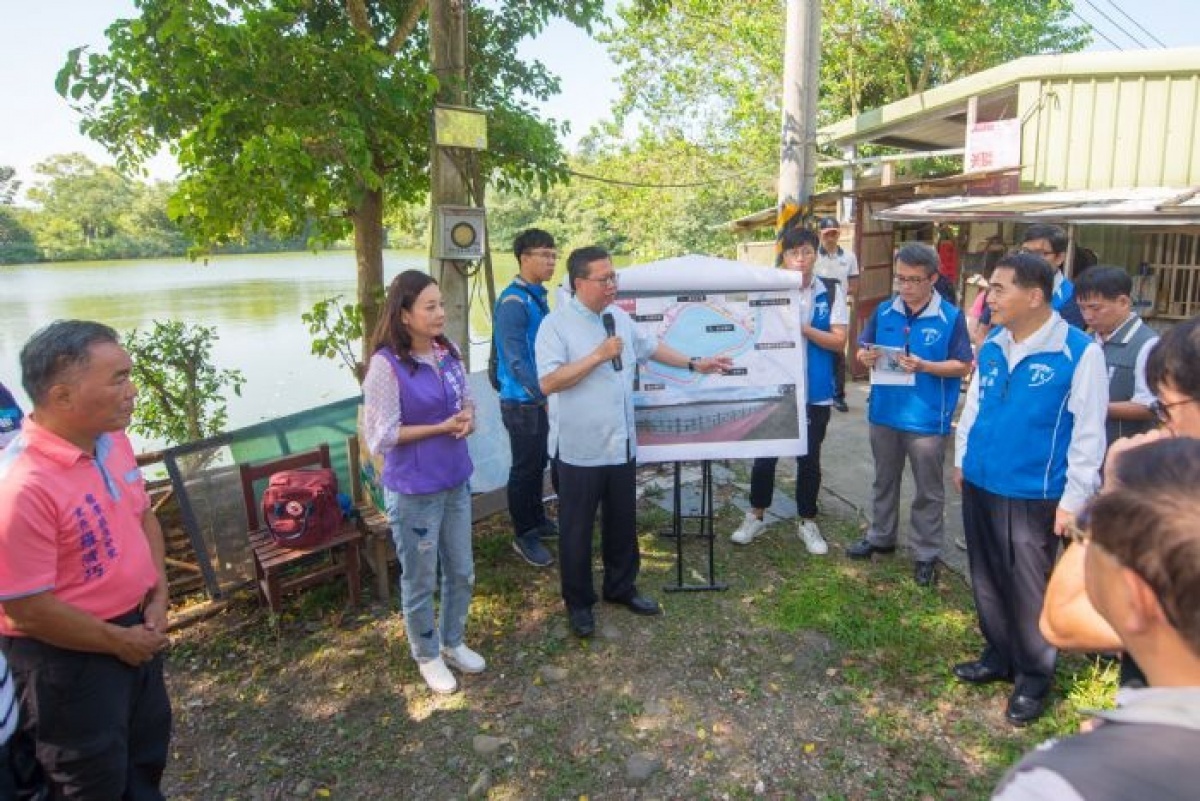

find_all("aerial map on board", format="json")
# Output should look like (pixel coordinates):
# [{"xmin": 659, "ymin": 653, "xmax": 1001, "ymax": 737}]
[{"xmin": 616, "ymin": 270, "xmax": 808, "ymax": 463}]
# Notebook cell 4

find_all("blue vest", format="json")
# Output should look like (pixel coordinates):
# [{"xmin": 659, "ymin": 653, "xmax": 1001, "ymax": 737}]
[
  {"xmin": 1053, "ymin": 274, "xmax": 1074, "ymax": 309},
  {"xmin": 495, "ymin": 280, "xmax": 550, "ymax": 403},
  {"xmin": 963, "ymin": 322, "xmax": 1092, "ymax": 500},
  {"xmin": 867, "ymin": 297, "xmax": 964, "ymax": 436},
  {"xmin": 806, "ymin": 278, "xmax": 837, "ymax": 404},
  {"xmin": 377, "ymin": 347, "xmax": 473, "ymax": 495}
]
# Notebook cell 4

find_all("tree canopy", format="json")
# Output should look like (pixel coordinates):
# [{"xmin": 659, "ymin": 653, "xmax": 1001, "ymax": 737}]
[
  {"xmin": 58, "ymin": 0, "xmax": 604, "ymax": 348},
  {"xmin": 566, "ymin": 0, "xmax": 1091, "ymax": 259}
]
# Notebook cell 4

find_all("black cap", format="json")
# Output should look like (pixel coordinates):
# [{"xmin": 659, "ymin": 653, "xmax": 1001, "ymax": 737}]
[{"xmin": 818, "ymin": 217, "xmax": 840, "ymax": 231}]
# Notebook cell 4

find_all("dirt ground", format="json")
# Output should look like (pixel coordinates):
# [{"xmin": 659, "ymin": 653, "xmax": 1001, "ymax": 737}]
[{"xmin": 161, "ymin": 479, "xmax": 1072, "ymax": 801}]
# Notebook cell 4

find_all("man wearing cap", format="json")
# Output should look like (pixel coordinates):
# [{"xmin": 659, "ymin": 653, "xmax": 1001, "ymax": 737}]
[{"xmin": 815, "ymin": 217, "xmax": 859, "ymax": 412}]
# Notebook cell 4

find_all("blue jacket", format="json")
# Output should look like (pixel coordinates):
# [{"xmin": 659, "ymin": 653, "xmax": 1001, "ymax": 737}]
[
  {"xmin": 963, "ymin": 322, "xmax": 1094, "ymax": 500},
  {"xmin": 806, "ymin": 277, "xmax": 837, "ymax": 404},
  {"xmin": 862, "ymin": 293, "xmax": 971, "ymax": 436},
  {"xmin": 494, "ymin": 279, "xmax": 550, "ymax": 403}
]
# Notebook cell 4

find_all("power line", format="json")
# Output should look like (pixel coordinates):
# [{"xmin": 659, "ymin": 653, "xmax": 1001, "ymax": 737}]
[
  {"xmin": 1080, "ymin": 0, "xmax": 1148, "ymax": 49},
  {"xmin": 1102, "ymin": 0, "xmax": 1168, "ymax": 48},
  {"xmin": 1071, "ymin": 9, "xmax": 1124, "ymax": 51},
  {"xmin": 564, "ymin": 165, "xmax": 769, "ymax": 189}
]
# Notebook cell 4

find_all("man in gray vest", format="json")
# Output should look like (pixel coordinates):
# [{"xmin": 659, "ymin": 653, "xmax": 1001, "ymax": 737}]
[
  {"xmin": 993, "ymin": 436, "xmax": 1200, "ymax": 801},
  {"xmin": 1073, "ymin": 266, "xmax": 1158, "ymax": 447}
]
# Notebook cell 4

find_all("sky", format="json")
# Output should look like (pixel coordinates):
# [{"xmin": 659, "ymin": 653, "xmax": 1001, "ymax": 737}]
[{"xmin": 1, "ymin": 1, "xmax": 1197, "ymax": 196}]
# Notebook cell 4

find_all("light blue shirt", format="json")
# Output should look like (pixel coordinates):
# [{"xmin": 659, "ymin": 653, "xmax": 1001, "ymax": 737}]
[{"xmin": 536, "ymin": 296, "xmax": 658, "ymax": 466}]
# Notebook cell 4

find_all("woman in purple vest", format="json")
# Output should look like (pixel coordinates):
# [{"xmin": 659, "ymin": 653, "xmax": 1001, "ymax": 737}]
[{"xmin": 361, "ymin": 270, "xmax": 483, "ymax": 695}]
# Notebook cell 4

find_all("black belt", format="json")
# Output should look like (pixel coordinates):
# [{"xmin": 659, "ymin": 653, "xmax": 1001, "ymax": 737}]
[{"xmin": 106, "ymin": 607, "xmax": 144, "ymax": 628}]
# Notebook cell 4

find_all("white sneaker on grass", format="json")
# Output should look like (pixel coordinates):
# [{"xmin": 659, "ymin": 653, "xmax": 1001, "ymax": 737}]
[
  {"xmin": 418, "ymin": 656, "xmax": 458, "ymax": 694},
  {"xmin": 442, "ymin": 643, "xmax": 486, "ymax": 674},
  {"xmin": 730, "ymin": 512, "xmax": 767, "ymax": 545},
  {"xmin": 798, "ymin": 519, "xmax": 828, "ymax": 555}
]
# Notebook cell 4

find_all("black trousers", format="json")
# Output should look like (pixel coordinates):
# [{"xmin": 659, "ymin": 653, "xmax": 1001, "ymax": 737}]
[
  {"xmin": 962, "ymin": 481, "xmax": 1060, "ymax": 698},
  {"xmin": 2, "ymin": 612, "xmax": 172, "ymax": 801},
  {"xmin": 557, "ymin": 459, "xmax": 639, "ymax": 611},
  {"xmin": 749, "ymin": 404, "xmax": 832, "ymax": 519},
  {"xmin": 501, "ymin": 401, "xmax": 554, "ymax": 538},
  {"xmin": 833, "ymin": 351, "xmax": 847, "ymax": 401}
]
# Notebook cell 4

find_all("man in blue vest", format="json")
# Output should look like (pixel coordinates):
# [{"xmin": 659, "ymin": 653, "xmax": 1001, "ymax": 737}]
[
  {"xmin": 846, "ymin": 243, "xmax": 974, "ymax": 586},
  {"xmin": 495, "ymin": 229, "xmax": 558, "ymax": 568},
  {"xmin": 729, "ymin": 226, "xmax": 847, "ymax": 555},
  {"xmin": 1073, "ymin": 266, "xmax": 1159, "ymax": 447},
  {"xmin": 993, "ymin": 437, "xmax": 1200, "ymax": 801},
  {"xmin": 953, "ymin": 252, "xmax": 1108, "ymax": 726},
  {"xmin": 1019, "ymin": 224, "xmax": 1086, "ymax": 330},
  {"xmin": 815, "ymin": 217, "xmax": 859, "ymax": 412}
]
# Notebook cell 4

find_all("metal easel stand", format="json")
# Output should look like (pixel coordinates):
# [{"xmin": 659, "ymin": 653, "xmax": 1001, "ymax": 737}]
[{"xmin": 663, "ymin": 460, "xmax": 728, "ymax": 593}]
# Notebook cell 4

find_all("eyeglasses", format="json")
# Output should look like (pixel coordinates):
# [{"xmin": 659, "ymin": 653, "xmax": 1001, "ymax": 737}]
[
  {"xmin": 1021, "ymin": 246, "xmax": 1056, "ymax": 258},
  {"xmin": 580, "ymin": 273, "xmax": 619, "ymax": 287},
  {"xmin": 524, "ymin": 249, "xmax": 558, "ymax": 261},
  {"xmin": 1149, "ymin": 397, "xmax": 1199, "ymax": 425},
  {"xmin": 783, "ymin": 247, "xmax": 816, "ymax": 258},
  {"xmin": 894, "ymin": 275, "xmax": 928, "ymax": 286}
]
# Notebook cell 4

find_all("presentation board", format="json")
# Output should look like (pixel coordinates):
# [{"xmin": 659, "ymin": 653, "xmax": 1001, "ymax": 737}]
[{"xmin": 616, "ymin": 254, "xmax": 809, "ymax": 463}]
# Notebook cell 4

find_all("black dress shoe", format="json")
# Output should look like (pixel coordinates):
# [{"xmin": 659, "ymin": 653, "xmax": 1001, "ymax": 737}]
[
  {"xmin": 604, "ymin": 594, "xmax": 662, "ymax": 616},
  {"xmin": 1005, "ymin": 692, "xmax": 1048, "ymax": 727},
  {"xmin": 845, "ymin": 538, "xmax": 897, "ymax": 560},
  {"xmin": 914, "ymin": 560, "xmax": 938, "ymax": 587},
  {"xmin": 568, "ymin": 607, "xmax": 595, "ymax": 638},
  {"xmin": 953, "ymin": 660, "xmax": 1012, "ymax": 685}
]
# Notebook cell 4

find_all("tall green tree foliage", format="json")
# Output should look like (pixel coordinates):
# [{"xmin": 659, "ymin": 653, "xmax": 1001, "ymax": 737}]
[
  {"xmin": 58, "ymin": 0, "xmax": 604, "ymax": 354},
  {"xmin": 124, "ymin": 320, "xmax": 245, "ymax": 445},
  {"xmin": 0, "ymin": 166, "xmax": 38, "ymax": 264},
  {"xmin": 589, "ymin": 0, "xmax": 1089, "ymax": 255}
]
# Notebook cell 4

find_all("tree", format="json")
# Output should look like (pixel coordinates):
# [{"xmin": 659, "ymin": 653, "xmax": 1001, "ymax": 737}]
[
  {"xmin": 25, "ymin": 153, "xmax": 137, "ymax": 256},
  {"xmin": 609, "ymin": 0, "xmax": 1089, "ymax": 141},
  {"xmin": 58, "ymin": 0, "xmax": 605, "ymax": 369},
  {"xmin": 124, "ymin": 320, "xmax": 245, "ymax": 445},
  {"xmin": 579, "ymin": 0, "xmax": 1089, "ymax": 256},
  {"xmin": 0, "ymin": 166, "xmax": 20, "ymax": 206}
]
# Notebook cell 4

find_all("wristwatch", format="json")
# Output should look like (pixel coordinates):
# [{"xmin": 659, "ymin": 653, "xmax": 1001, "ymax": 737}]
[{"xmin": 687, "ymin": 357, "xmax": 700, "ymax": 372}]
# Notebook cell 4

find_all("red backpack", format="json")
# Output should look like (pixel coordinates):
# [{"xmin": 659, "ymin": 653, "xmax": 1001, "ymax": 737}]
[{"xmin": 261, "ymin": 467, "xmax": 343, "ymax": 548}]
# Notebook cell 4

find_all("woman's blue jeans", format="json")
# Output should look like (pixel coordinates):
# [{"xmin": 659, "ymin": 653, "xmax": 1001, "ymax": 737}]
[{"xmin": 386, "ymin": 482, "xmax": 474, "ymax": 662}]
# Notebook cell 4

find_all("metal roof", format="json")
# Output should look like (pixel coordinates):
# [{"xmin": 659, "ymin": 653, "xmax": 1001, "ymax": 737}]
[
  {"xmin": 874, "ymin": 186, "xmax": 1200, "ymax": 226},
  {"xmin": 819, "ymin": 48, "xmax": 1200, "ymax": 152}
]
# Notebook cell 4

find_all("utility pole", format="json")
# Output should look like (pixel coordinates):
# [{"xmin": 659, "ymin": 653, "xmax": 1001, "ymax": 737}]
[
  {"xmin": 429, "ymin": 0, "xmax": 473, "ymax": 365},
  {"xmin": 776, "ymin": 0, "xmax": 822, "ymax": 243}
]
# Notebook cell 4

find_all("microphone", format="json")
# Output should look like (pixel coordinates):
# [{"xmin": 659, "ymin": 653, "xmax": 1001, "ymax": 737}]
[{"xmin": 602, "ymin": 312, "xmax": 623, "ymax": 371}]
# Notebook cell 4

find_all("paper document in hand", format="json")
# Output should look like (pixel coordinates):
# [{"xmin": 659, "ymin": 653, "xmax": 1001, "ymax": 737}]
[{"xmin": 868, "ymin": 345, "xmax": 916, "ymax": 387}]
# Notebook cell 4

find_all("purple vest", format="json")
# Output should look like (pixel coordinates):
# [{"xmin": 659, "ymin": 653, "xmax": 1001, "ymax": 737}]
[{"xmin": 377, "ymin": 347, "xmax": 472, "ymax": 495}]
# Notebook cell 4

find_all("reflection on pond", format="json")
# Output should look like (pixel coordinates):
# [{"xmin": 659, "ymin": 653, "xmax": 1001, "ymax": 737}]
[{"xmin": 0, "ymin": 250, "xmax": 526, "ymax": 450}]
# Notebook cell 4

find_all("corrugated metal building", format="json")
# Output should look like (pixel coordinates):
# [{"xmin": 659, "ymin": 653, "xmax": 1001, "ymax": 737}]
[{"xmin": 819, "ymin": 47, "xmax": 1200, "ymax": 325}]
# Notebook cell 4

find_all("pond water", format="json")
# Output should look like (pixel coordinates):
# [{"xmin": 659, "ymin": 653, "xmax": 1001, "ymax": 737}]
[{"xmin": 0, "ymin": 250, "xmax": 513, "ymax": 450}]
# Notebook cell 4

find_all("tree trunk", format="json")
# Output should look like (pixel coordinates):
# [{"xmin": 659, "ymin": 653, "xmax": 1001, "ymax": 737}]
[{"xmin": 352, "ymin": 186, "xmax": 385, "ymax": 378}]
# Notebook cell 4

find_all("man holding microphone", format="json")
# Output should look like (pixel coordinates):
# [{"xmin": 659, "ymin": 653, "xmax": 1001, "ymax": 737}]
[{"xmin": 536, "ymin": 247, "xmax": 731, "ymax": 638}]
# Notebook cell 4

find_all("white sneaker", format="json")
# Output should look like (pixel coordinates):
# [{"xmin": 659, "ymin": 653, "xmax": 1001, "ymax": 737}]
[
  {"xmin": 798, "ymin": 519, "xmax": 828, "ymax": 555},
  {"xmin": 442, "ymin": 643, "xmax": 486, "ymax": 674},
  {"xmin": 730, "ymin": 512, "xmax": 767, "ymax": 545},
  {"xmin": 418, "ymin": 657, "xmax": 458, "ymax": 694}
]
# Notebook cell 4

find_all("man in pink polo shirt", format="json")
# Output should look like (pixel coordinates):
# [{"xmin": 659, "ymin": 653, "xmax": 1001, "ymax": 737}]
[{"xmin": 0, "ymin": 320, "xmax": 171, "ymax": 800}]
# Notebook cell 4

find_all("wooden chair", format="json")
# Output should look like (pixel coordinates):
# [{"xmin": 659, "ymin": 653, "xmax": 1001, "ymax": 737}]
[{"xmin": 238, "ymin": 444, "xmax": 363, "ymax": 614}]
